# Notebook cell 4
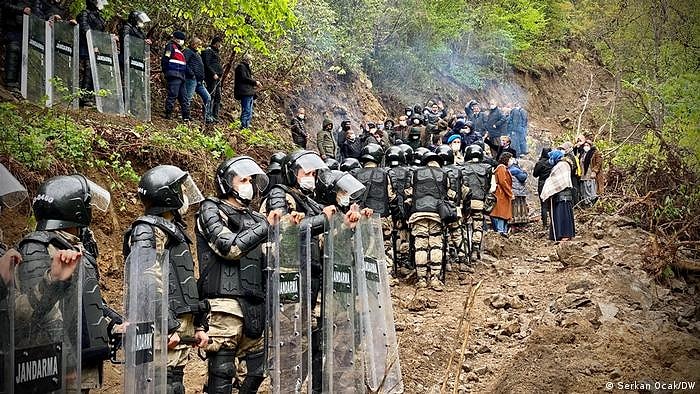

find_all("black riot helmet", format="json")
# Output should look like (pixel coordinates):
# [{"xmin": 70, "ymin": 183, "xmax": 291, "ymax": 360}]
[
  {"xmin": 398, "ymin": 144, "xmax": 413, "ymax": 165},
  {"xmin": 138, "ymin": 165, "xmax": 203, "ymax": 215},
  {"xmin": 33, "ymin": 174, "xmax": 111, "ymax": 231},
  {"xmin": 384, "ymin": 146, "xmax": 403, "ymax": 168},
  {"xmin": 413, "ymin": 147, "xmax": 430, "ymax": 166},
  {"xmin": 284, "ymin": 150, "xmax": 328, "ymax": 187},
  {"xmin": 316, "ymin": 169, "xmax": 365, "ymax": 207},
  {"xmin": 360, "ymin": 143, "xmax": 383, "ymax": 165},
  {"xmin": 404, "ymin": 107, "xmax": 413, "ymax": 117},
  {"xmin": 128, "ymin": 11, "xmax": 150, "ymax": 26},
  {"xmin": 216, "ymin": 156, "xmax": 269, "ymax": 202},
  {"xmin": 436, "ymin": 144, "xmax": 455, "ymax": 166},
  {"xmin": 465, "ymin": 144, "xmax": 484, "ymax": 162},
  {"xmin": 340, "ymin": 158, "xmax": 361, "ymax": 173},
  {"xmin": 421, "ymin": 151, "xmax": 442, "ymax": 166},
  {"xmin": 268, "ymin": 152, "xmax": 287, "ymax": 173},
  {"xmin": 324, "ymin": 157, "xmax": 340, "ymax": 170}
]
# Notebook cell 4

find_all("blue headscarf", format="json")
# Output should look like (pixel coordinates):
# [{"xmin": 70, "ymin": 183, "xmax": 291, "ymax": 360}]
[{"xmin": 548, "ymin": 149, "xmax": 564, "ymax": 166}]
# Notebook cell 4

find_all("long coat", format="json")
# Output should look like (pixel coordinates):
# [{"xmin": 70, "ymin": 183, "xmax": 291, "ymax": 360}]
[{"xmin": 491, "ymin": 164, "xmax": 514, "ymax": 220}]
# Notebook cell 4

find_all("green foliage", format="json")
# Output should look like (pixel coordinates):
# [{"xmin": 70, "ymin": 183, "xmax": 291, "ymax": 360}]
[
  {"xmin": 149, "ymin": 123, "xmax": 235, "ymax": 159},
  {"xmin": 238, "ymin": 127, "xmax": 288, "ymax": 148}
]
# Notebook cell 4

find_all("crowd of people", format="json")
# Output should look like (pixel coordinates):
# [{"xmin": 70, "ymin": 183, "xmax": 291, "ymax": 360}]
[
  {"xmin": 1, "ymin": 2, "xmax": 262, "ymax": 125},
  {"xmin": 0, "ymin": 92, "xmax": 604, "ymax": 392}
]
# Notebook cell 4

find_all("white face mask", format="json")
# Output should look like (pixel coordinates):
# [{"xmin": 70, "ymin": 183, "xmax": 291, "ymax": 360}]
[
  {"xmin": 336, "ymin": 193, "xmax": 350, "ymax": 207},
  {"xmin": 137, "ymin": 21, "xmax": 145, "ymax": 28},
  {"xmin": 299, "ymin": 176, "xmax": 315, "ymax": 191},
  {"xmin": 298, "ymin": 114, "xmax": 305, "ymax": 120},
  {"xmin": 583, "ymin": 146, "xmax": 591, "ymax": 152},
  {"xmin": 490, "ymin": 105, "xmax": 497, "ymax": 110},
  {"xmin": 508, "ymin": 158, "xmax": 516, "ymax": 167},
  {"xmin": 399, "ymin": 121, "xmax": 407, "ymax": 127},
  {"xmin": 451, "ymin": 143, "xmax": 461, "ymax": 152},
  {"xmin": 236, "ymin": 183, "xmax": 254, "ymax": 201},
  {"xmin": 347, "ymin": 134, "xmax": 356, "ymax": 141},
  {"xmin": 176, "ymin": 39, "xmax": 184, "ymax": 46},
  {"xmin": 177, "ymin": 194, "xmax": 189, "ymax": 216}
]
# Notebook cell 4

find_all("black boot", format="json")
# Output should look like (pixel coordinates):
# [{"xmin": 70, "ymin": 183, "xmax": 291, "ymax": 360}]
[
  {"xmin": 167, "ymin": 366, "xmax": 185, "ymax": 394},
  {"xmin": 311, "ymin": 328, "xmax": 323, "ymax": 393},
  {"xmin": 239, "ymin": 350, "xmax": 265, "ymax": 393},
  {"xmin": 206, "ymin": 350, "xmax": 237, "ymax": 394}
]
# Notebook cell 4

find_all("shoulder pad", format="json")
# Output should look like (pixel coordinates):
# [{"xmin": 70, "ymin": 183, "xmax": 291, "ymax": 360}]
[
  {"xmin": 132, "ymin": 215, "xmax": 186, "ymax": 243},
  {"xmin": 19, "ymin": 231, "xmax": 72, "ymax": 250}
]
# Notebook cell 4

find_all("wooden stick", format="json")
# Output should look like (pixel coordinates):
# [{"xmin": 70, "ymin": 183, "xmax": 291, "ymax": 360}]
[
  {"xmin": 451, "ymin": 281, "xmax": 482, "ymax": 394},
  {"xmin": 440, "ymin": 284, "xmax": 473, "ymax": 393}
]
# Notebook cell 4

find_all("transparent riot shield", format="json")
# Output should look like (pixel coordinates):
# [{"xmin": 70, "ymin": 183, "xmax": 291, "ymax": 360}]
[
  {"xmin": 123, "ymin": 35, "xmax": 151, "ymax": 121},
  {"xmin": 13, "ymin": 256, "xmax": 82, "ymax": 393},
  {"xmin": 355, "ymin": 215, "xmax": 404, "ymax": 393},
  {"xmin": 0, "ymin": 252, "xmax": 14, "ymax": 394},
  {"xmin": 47, "ymin": 21, "xmax": 79, "ymax": 108},
  {"xmin": 21, "ymin": 14, "xmax": 49, "ymax": 106},
  {"xmin": 86, "ymin": 30, "xmax": 124, "ymax": 115},
  {"xmin": 123, "ymin": 240, "xmax": 168, "ymax": 393},
  {"xmin": 267, "ymin": 220, "xmax": 311, "ymax": 393},
  {"xmin": 322, "ymin": 214, "xmax": 363, "ymax": 393}
]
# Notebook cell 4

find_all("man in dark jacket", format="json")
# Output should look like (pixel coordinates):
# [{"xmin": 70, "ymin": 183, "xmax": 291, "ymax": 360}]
[
  {"xmin": 234, "ymin": 53, "xmax": 260, "ymax": 129},
  {"xmin": 184, "ymin": 38, "xmax": 213, "ymax": 123},
  {"xmin": 340, "ymin": 128, "xmax": 363, "ymax": 160},
  {"xmin": 317, "ymin": 117, "xmax": 337, "ymax": 160},
  {"xmin": 34, "ymin": 0, "xmax": 74, "ymax": 22},
  {"xmin": 290, "ymin": 107, "xmax": 308, "ymax": 148},
  {"xmin": 485, "ymin": 101, "xmax": 508, "ymax": 158},
  {"xmin": 161, "ymin": 30, "xmax": 190, "ymax": 120},
  {"xmin": 201, "ymin": 36, "xmax": 223, "ymax": 122},
  {"xmin": 1, "ymin": 1, "xmax": 30, "ymax": 89},
  {"xmin": 533, "ymin": 147, "xmax": 553, "ymax": 229},
  {"xmin": 77, "ymin": 0, "xmax": 107, "ymax": 107}
]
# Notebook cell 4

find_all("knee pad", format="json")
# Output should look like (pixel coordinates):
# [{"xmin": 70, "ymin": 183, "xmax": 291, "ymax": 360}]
[
  {"xmin": 239, "ymin": 350, "xmax": 265, "ymax": 394},
  {"xmin": 206, "ymin": 350, "xmax": 237, "ymax": 394},
  {"xmin": 167, "ymin": 366, "xmax": 185, "ymax": 394}
]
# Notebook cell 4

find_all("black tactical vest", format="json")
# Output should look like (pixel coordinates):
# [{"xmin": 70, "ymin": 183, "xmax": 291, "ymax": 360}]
[
  {"xmin": 444, "ymin": 164, "xmax": 463, "ymax": 203},
  {"xmin": 197, "ymin": 198, "xmax": 266, "ymax": 301},
  {"xmin": 388, "ymin": 166, "xmax": 412, "ymax": 199},
  {"xmin": 124, "ymin": 216, "xmax": 200, "ymax": 318},
  {"xmin": 462, "ymin": 162, "xmax": 492, "ymax": 201},
  {"xmin": 17, "ymin": 231, "xmax": 110, "ymax": 364},
  {"xmin": 412, "ymin": 167, "xmax": 447, "ymax": 213},
  {"xmin": 355, "ymin": 167, "xmax": 390, "ymax": 217}
]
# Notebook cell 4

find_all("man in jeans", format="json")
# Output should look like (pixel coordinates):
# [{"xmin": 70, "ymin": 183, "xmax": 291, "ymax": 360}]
[
  {"xmin": 184, "ymin": 37, "xmax": 213, "ymax": 123},
  {"xmin": 234, "ymin": 53, "xmax": 260, "ymax": 129},
  {"xmin": 202, "ymin": 36, "xmax": 223, "ymax": 122}
]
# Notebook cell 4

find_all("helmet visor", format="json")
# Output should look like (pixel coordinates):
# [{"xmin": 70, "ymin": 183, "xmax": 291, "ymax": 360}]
[
  {"xmin": 0, "ymin": 164, "xmax": 28, "ymax": 208},
  {"xmin": 335, "ymin": 173, "xmax": 365, "ymax": 200},
  {"xmin": 180, "ymin": 174, "xmax": 204, "ymax": 205},
  {"xmin": 86, "ymin": 178, "xmax": 111, "ymax": 212},
  {"xmin": 137, "ymin": 12, "xmax": 151, "ymax": 23},
  {"xmin": 229, "ymin": 157, "xmax": 269, "ymax": 192},
  {"xmin": 295, "ymin": 152, "xmax": 328, "ymax": 173}
]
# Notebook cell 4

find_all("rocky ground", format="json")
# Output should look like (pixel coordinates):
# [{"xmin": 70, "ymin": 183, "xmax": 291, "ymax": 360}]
[{"xmin": 394, "ymin": 214, "xmax": 700, "ymax": 394}]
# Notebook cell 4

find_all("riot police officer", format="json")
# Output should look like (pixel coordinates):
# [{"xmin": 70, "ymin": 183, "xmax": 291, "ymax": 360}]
[
  {"xmin": 462, "ymin": 144, "xmax": 496, "ymax": 262},
  {"xmin": 339, "ymin": 157, "xmax": 361, "ymax": 175},
  {"xmin": 196, "ymin": 157, "xmax": 281, "ymax": 394},
  {"xmin": 262, "ymin": 150, "xmax": 335, "ymax": 393},
  {"xmin": 355, "ymin": 143, "xmax": 397, "ymax": 273},
  {"xmin": 384, "ymin": 145, "xmax": 413, "ymax": 276},
  {"xmin": 124, "ymin": 165, "xmax": 209, "ymax": 393},
  {"xmin": 17, "ymin": 174, "xmax": 118, "ymax": 392},
  {"xmin": 436, "ymin": 145, "xmax": 471, "ymax": 278},
  {"xmin": 263, "ymin": 151, "xmax": 287, "ymax": 196},
  {"xmin": 409, "ymin": 152, "xmax": 454, "ymax": 290}
]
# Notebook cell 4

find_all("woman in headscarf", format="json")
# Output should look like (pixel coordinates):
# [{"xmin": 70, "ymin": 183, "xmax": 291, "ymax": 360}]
[
  {"xmin": 578, "ymin": 139, "xmax": 603, "ymax": 206},
  {"xmin": 541, "ymin": 150, "xmax": 575, "ymax": 241},
  {"xmin": 490, "ymin": 152, "xmax": 514, "ymax": 236},
  {"xmin": 508, "ymin": 156, "xmax": 529, "ymax": 231}
]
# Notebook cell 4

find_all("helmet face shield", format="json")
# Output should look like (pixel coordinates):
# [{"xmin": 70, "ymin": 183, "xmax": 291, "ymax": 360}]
[
  {"xmin": 179, "ymin": 174, "xmax": 204, "ymax": 205},
  {"xmin": 85, "ymin": 178, "xmax": 111, "ymax": 212},
  {"xmin": 335, "ymin": 172, "xmax": 365, "ymax": 200},
  {"xmin": 136, "ymin": 11, "xmax": 151, "ymax": 24},
  {"xmin": 295, "ymin": 153, "xmax": 327, "ymax": 173},
  {"xmin": 227, "ymin": 157, "xmax": 269, "ymax": 192},
  {"xmin": 0, "ymin": 163, "xmax": 28, "ymax": 208}
]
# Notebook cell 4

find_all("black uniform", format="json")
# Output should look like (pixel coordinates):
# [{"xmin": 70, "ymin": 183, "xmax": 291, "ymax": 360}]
[
  {"xmin": 76, "ymin": 3, "xmax": 106, "ymax": 105},
  {"xmin": 2, "ymin": 0, "xmax": 29, "ymax": 88},
  {"xmin": 196, "ymin": 197, "xmax": 269, "ymax": 394},
  {"xmin": 201, "ymin": 45, "xmax": 223, "ymax": 120}
]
